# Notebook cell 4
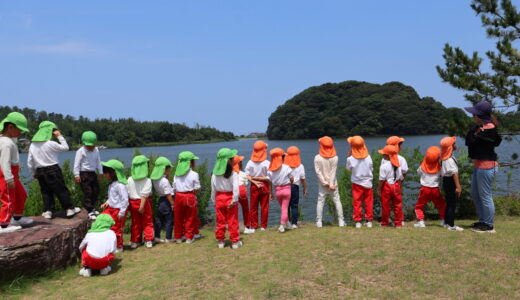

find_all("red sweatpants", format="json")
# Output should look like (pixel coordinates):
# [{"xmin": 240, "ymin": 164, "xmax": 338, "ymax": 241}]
[
  {"xmin": 101, "ymin": 206, "xmax": 127, "ymax": 249},
  {"xmin": 352, "ymin": 183, "xmax": 374, "ymax": 222},
  {"xmin": 249, "ymin": 184, "xmax": 269, "ymax": 229},
  {"xmin": 81, "ymin": 248, "xmax": 115, "ymax": 270},
  {"xmin": 414, "ymin": 186, "xmax": 446, "ymax": 220},
  {"xmin": 0, "ymin": 166, "xmax": 27, "ymax": 226},
  {"xmin": 215, "ymin": 192, "xmax": 240, "ymax": 242},
  {"xmin": 238, "ymin": 185, "xmax": 250, "ymax": 228},
  {"xmin": 129, "ymin": 198, "xmax": 155, "ymax": 243},
  {"xmin": 381, "ymin": 181, "xmax": 403, "ymax": 227},
  {"xmin": 174, "ymin": 192, "xmax": 199, "ymax": 240}
]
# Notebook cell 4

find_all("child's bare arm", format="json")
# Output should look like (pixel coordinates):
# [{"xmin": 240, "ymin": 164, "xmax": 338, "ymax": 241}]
[{"xmin": 453, "ymin": 173, "xmax": 462, "ymax": 197}]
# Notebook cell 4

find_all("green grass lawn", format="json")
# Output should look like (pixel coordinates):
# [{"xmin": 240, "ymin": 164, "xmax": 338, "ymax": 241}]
[{"xmin": 3, "ymin": 218, "xmax": 520, "ymax": 299}]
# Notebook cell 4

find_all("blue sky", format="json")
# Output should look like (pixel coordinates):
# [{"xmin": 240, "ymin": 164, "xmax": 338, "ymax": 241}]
[{"xmin": 0, "ymin": 1, "xmax": 495, "ymax": 134}]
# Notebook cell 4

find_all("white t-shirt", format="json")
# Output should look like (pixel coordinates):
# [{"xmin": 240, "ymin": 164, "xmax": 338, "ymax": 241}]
[
  {"xmin": 346, "ymin": 156, "xmax": 373, "ymax": 188},
  {"xmin": 238, "ymin": 171, "xmax": 249, "ymax": 187},
  {"xmin": 153, "ymin": 176, "xmax": 174, "ymax": 197},
  {"xmin": 245, "ymin": 160, "xmax": 270, "ymax": 177},
  {"xmin": 0, "ymin": 135, "xmax": 19, "ymax": 183},
  {"xmin": 27, "ymin": 136, "xmax": 69, "ymax": 175},
  {"xmin": 290, "ymin": 164, "xmax": 306, "ymax": 186},
  {"xmin": 379, "ymin": 160, "xmax": 404, "ymax": 185},
  {"xmin": 381, "ymin": 155, "xmax": 408, "ymax": 175},
  {"xmin": 127, "ymin": 177, "xmax": 152, "ymax": 199},
  {"xmin": 107, "ymin": 181, "xmax": 129, "ymax": 216},
  {"xmin": 173, "ymin": 169, "xmax": 201, "ymax": 193},
  {"xmin": 79, "ymin": 230, "xmax": 117, "ymax": 258},
  {"xmin": 267, "ymin": 164, "xmax": 293, "ymax": 186},
  {"xmin": 417, "ymin": 167, "xmax": 441, "ymax": 188},
  {"xmin": 73, "ymin": 146, "xmax": 103, "ymax": 176},
  {"xmin": 211, "ymin": 172, "xmax": 239, "ymax": 204},
  {"xmin": 441, "ymin": 157, "xmax": 458, "ymax": 177}
]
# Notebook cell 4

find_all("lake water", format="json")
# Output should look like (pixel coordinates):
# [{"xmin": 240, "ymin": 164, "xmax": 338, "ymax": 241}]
[{"xmin": 18, "ymin": 135, "xmax": 518, "ymax": 225}]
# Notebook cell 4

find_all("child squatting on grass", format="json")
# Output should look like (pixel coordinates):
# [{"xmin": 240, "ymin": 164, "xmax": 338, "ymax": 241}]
[{"xmin": 79, "ymin": 213, "xmax": 117, "ymax": 277}]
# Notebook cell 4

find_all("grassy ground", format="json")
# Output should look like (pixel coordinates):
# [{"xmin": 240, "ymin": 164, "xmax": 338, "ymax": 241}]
[{"xmin": 3, "ymin": 218, "xmax": 520, "ymax": 299}]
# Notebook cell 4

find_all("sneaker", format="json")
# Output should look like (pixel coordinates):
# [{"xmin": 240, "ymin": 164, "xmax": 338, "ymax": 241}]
[
  {"xmin": 145, "ymin": 241, "xmax": 153, "ymax": 248},
  {"xmin": 154, "ymin": 237, "xmax": 165, "ymax": 243},
  {"xmin": 278, "ymin": 225, "xmax": 285, "ymax": 233},
  {"xmin": 260, "ymin": 227, "xmax": 266, "ymax": 231},
  {"xmin": 42, "ymin": 211, "xmax": 53, "ymax": 219},
  {"xmin": 185, "ymin": 239, "xmax": 195, "ymax": 244},
  {"xmin": 247, "ymin": 228, "xmax": 255, "ymax": 234},
  {"xmin": 284, "ymin": 222, "xmax": 291, "ymax": 230},
  {"xmin": 99, "ymin": 266, "xmax": 112, "ymax": 276},
  {"xmin": 470, "ymin": 221, "xmax": 484, "ymax": 228},
  {"xmin": 165, "ymin": 239, "xmax": 174, "ymax": 243},
  {"xmin": 355, "ymin": 222, "xmax": 362, "ymax": 229},
  {"xmin": 366, "ymin": 222, "xmax": 373, "ymax": 228},
  {"xmin": 232, "ymin": 241, "xmax": 243, "ymax": 249},
  {"xmin": 414, "ymin": 220, "xmax": 426, "ymax": 228},
  {"xmin": 66, "ymin": 208, "xmax": 77, "ymax": 217},
  {"xmin": 10, "ymin": 217, "xmax": 33, "ymax": 226},
  {"xmin": 472, "ymin": 223, "xmax": 496, "ymax": 233},
  {"xmin": 74, "ymin": 207, "xmax": 81, "ymax": 214},
  {"xmin": 440, "ymin": 220, "xmax": 447, "ymax": 227},
  {"xmin": 291, "ymin": 224, "xmax": 298, "ymax": 229},
  {"xmin": 316, "ymin": 221, "xmax": 323, "ymax": 228},
  {"xmin": 194, "ymin": 234, "xmax": 201, "ymax": 240},
  {"xmin": 93, "ymin": 210, "xmax": 100, "ymax": 215},
  {"xmin": 217, "ymin": 240, "xmax": 225, "ymax": 249},
  {"xmin": 0, "ymin": 225, "xmax": 22, "ymax": 234},
  {"xmin": 339, "ymin": 220, "xmax": 346, "ymax": 227},
  {"xmin": 130, "ymin": 242, "xmax": 138, "ymax": 249},
  {"xmin": 115, "ymin": 248, "xmax": 123, "ymax": 253},
  {"xmin": 88, "ymin": 212, "xmax": 97, "ymax": 220},
  {"xmin": 79, "ymin": 267, "xmax": 91, "ymax": 277},
  {"xmin": 447, "ymin": 225, "xmax": 464, "ymax": 232},
  {"xmin": 175, "ymin": 239, "xmax": 183, "ymax": 244}
]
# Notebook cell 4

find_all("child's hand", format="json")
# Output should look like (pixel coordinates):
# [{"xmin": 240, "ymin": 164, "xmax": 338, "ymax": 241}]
[
  {"xmin": 75, "ymin": 177, "xmax": 81, "ymax": 184},
  {"xmin": 139, "ymin": 205, "xmax": 145, "ymax": 214},
  {"xmin": 270, "ymin": 194, "xmax": 274, "ymax": 201},
  {"xmin": 52, "ymin": 129, "xmax": 61, "ymax": 137},
  {"xmin": 227, "ymin": 202, "xmax": 236, "ymax": 209},
  {"xmin": 7, "ymin": 181, "xmax": 15, "ymax": 189},
  {"xmin": 118, "ymin": 215, "xmax": 125, "ymax": 221},
  {"xmin": 255, "ymin": 182, "xmax": 263, "ymax": 188},
  {"xmin": 455, "ymin": 186, "xmax": 462, "ymax": 197},
  {"xmin": 101, "ymin": 202, "xmax": 108, "ymax": 209},
  {"xmin": 329, "ymin": 185, "xmax": 337, "ymax": 191},
  {"xmin": 303, "ymin": 189, "xmax": 308, "ymax": 195}
]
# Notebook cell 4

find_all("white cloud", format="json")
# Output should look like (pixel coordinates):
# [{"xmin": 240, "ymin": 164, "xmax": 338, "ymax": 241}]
[{"xmin": 19, "ymin": 41, "xmax": 101, "ymax": 55}]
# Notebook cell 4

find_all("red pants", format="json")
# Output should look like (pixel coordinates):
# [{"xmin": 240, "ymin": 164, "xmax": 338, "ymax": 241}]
[
  {"xmin": 81, "ymin": 248, "xmax": 114, "ymax": 270},
  {"xmin": 0, "ymin": 166, "xmax": 27, "ymax": 226},
  {"xmin": 352, "ymin": 183, "xmax": 374, "ymax": 222},
  {"xmin": 414, "ymin": 186, "xmax": 446, "ymax": 220},
  {"xmin": 249, "ymin": 184, "xmax": 269, "ymax": 229},
  {"xmin": 129, "ymin": 198, "xmax": 155, "ymax": 243},
  {"xmin": 381, "ymin": 181, "xmax": 403, "ymax": 227},
  {"xmin": 238, "ymin": 185, "xmax": 250, "ymax": 228},
  {"xmin": 102, "ymin": 206, "xmax": 127, "ymax": 249},
  {"xmin": 215, "ymin": 192, "xmax": 240, "ymax": 242},
  {"xmin": 174, "ymin": 192, "xmax": 199, "ymax": 240}
]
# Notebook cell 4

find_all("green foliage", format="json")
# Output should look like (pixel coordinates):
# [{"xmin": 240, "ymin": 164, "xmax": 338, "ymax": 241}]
[
  {"xmin": 267, "ymin": 81, "xmax": 468, "ymax": 139},
  {"xmin": 495, "ymin": 195, "xmax": 520, "ymax": 216}
]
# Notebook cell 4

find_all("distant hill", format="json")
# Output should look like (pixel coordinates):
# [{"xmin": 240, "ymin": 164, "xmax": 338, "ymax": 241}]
[
  {"xmin": 0, "ymin": 106, "xmax": 236, "ymax": 148},
  {"xmin": 267, "ymin": 81, "xmax": 469, "ymax": 139}
]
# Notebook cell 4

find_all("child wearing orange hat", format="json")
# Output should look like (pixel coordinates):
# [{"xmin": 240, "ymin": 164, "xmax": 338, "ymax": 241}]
[
  {"xmin": 284, "ymin": 146, "xmax": 307, "ymax": 229},
  {"xmin": 233, "ymin": 155, "xmax": 252, "ymax": 234},
  {"xmin": 377, "ymin": 145, "xmax": 404, "ymax": 227},
  {"xmin": 346, "ymin": 136, "xmax": 374, "ymax": 228},
  {"xmin": 245, "ymin": 141, "xmax": 271, "ymax": 232},
  {"xmin": 440, "ymin": 137, "xmax": 463, "ymax": 231},
  {"xmin": 413, "ymin": 146, "xmax": 446, "ymax": 228},
  {"xmin": 267, "ymin": 148, "xmax": 294, "ymax": 233},
  {"xmin": 384, "ymin": 136, "xmax": 409, "ymax": 225},
  {"xmin": 314, "ymin": 137, "xmax": 345, "ymax": 228}
]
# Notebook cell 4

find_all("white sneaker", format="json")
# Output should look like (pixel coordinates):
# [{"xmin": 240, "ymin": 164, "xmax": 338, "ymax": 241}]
[
  {"xmin": 339, "ymin": 220, "xmax": 346, "ymax": 227},
  {"xmin": 278, "ymin": 225, "xmax": 285, "ymax": 233},
  {"xmin": 440, "ymin": 220, "xmax": 447, "ymax": 227},
  {"xmin": 194, "ymin": 234, "xmax": 201, "ymax": 240},
  {"xmin": 154, "ymin": 237, "xmax": 165, "ymax": 243},
  {"xmin": 217, "ymin": 241, "xmax": 225, "ymax": 249},
  {"xmin": 414, "ymin": 220, "xmax": 426, "ymax": 228},
  {"xmin": 286, "ymin": 221, "xmax": 292, "ymax": 228},
  {"xmin": 243, "ymin": 228, "xmax": 250, "ymax": 234},
  {"xmin": 115, "ymin": 248, "xmax": 123, "ymax": 253},
  {"xmin": 42, "ymin": 211, "xmax": 52, "ymax": 219},
  {"xmin": 355, "ymin": 222, "xmax": 362, "ymax": 229},
  {"xmin": 93, "ymin": 210, "xmax": 100, "ymax": 215},
  {"xmin": 74, "ymin": 207, "xmax": 81, "ymax": 214},
  {"xmin": 88, "ymin": 212, "xmax": 97, "ymax": 220},
  {"xmin": 260, "ymin": 227, "xmax": 266, "ymax": 231},
  {"xmin": 145, "ymin": 241, "xmax": 153, "ymax": 248},
  {"xmin": 185, "ymin": 239, "xmax": 195, "ymax": 244},
  {"xmin": 246, "ymin": 228, "xmax": 255, "ymax": 234},
  {"xmin": 0, "ymin": 225, "xmax": 22, "ymax": 234},
  {"xmin": 366, "ymin": 222, "xmax": 373, "ymax": 228},
  {"xmin": 130, "ymin": 242, "xmax": 138, "ymax": 249},
  {"xmin": 165, "ymin": 239, "xmax": 174, "ymax": 243},
  {"xmin": 79, "ymin": 267, "xmax": 91, "ymax": 277},
  {"xmin": 232, "ymin": 241, "xmax": 243, "ymax": 249},
  {"xmin": 66, "ymin": 208, "xmax": 76, "ymax": 217},
  {"xmin": 316, "ymin": 221, "xmax": 323, "ymax": 228},
  {"xmin": 175, "ymin": 239, "xmax": 183, "ymax": 244},
  {"xmin": 447, "ymin": 225, "xmax": 464, "ymax": 232},
  {"xmin": 99, "ymin": 266, "xmax": 111, "ymax": 276},
  {"xmin": 10, "ymin": 217, "xmax": 33, "ymax": 226},
  {"xmin": 291, "ymin": 224, "xmax": 298, "ymax": 229}
]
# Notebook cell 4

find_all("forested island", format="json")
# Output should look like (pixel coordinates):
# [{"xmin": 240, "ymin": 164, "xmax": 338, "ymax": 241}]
[
  {"xmin": 0, "ymin": 106, "xmax": 236, "ymax": 148},
  {"xmin": 267, "ymin": 81, "xmax": 470, "ymax": 140}
]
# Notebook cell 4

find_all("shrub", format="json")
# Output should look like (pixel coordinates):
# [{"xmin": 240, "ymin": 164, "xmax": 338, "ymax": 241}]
[{"xmin": 495, "ymin": 195, "xmax": 520, "ymax": 216}]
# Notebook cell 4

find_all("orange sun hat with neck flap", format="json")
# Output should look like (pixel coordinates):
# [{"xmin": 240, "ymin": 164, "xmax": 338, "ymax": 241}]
[
  {"xmin": 269, "ymin": 148, "xmax": 285, "ymax": 171},
  {"xmin": 284, "ymin": 146, "xmax": 301, "ymax": 168},
  {"xmin": 378, "ymin": 145, "xmax": 400, "ymax": 167},
  {"xmin": 347, "ymin": 136, "xmax": 369, "ymax": 159},
  {"xmin": 232, "ymin": 154, "xmax": 244, "ymax": 173},
  {"xmin": 251, "ymin": 140, "xmax": 268, "ymax": 162},
  {"xmin": 440, "ymin": 136, "xmax": 457, "ymax": 161},
  {"xmin": 318, "ymin": 136, "xmax": 336, "ymax": 158},
  {"xmin": 386, "ymin": 136, "xmax": 405, "ymax": 147},
  {"xmin": 421, "ymin": 146, "xmax": 441, "ymax": 174}
]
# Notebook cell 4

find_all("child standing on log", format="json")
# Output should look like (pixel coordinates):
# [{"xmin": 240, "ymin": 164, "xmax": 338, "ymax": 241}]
[
  {"xmin": 346, "ymin": 136, "xmax": 374, "ymax": 229},
  {"xmin": 233, "ymin": 155, "xmax": 252, "ymax": 234},
  {"xmin": 377, "ymin": 145, "xmax": 403, "ymax": 228},
  {"xmin": 79, "ymin": 214, "xmax": 117, "ymax": 277},
  {"xmin": 440, "ymin": 137, "xmax": 464, "ymax": 232},
  {"xmin": 151, "ymin": 157, "xmax": 175, "ymax": 243},
  {"xmin": 27, "ymin": 121, "xmax": 80, "ymax": 219},
  {"xmin": 245, "ymin": 141, "xmax": 270, "ymax": 232},
  {"xmin": 0, "ymin": 112, "xmax": 31, "ymax": 233},
  {"xmin": 100, "ymin": 159, "xmax": 128, "ymax": 253},
  {"xmin": 73, "ymin": 131, "xmax": 103, "ymax": 221},
  {"xmin": 284, "ymin": 146, "xmax": 307, "ymax": 229},
  {"xmin": 267, "ymin": 148, "xmax": 293, "ymax": 233},
  {"xmin": 127, "ymin": 155, "xmax": 154, "ymax": 249}
]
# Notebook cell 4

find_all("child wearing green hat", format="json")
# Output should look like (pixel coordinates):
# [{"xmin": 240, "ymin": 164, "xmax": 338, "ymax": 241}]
[
  {"xmin": 151, "ymin": 157, "xmax": 175, "ymax": 243},
  {"xmin": 127, "ymin": 155, "xmax": 154, "ymax": 249},
  {"xmin": 100, "ymin": 159, "xmax": 129, "ymax": 252},
  {"xmin": 0, "ymin": 112, "xmax": 32, "ymax": 233},
  {"xmin": 27, "ymin": 121, "xmax": 80, "ymax": 219},
  {"xmin": 78, "ymin": 214, "xmax": 117, "ymax": 277},
  {"xmin": 172, "ymin": 151, "xmax": 201, "ymax": 244},
  {"xmin": 73, "ymin": 131, "xmax": 103, "ymax": 220},
  {"xmin": 211, "ymin": 148, "xmax": 242, "ymax": 249}
]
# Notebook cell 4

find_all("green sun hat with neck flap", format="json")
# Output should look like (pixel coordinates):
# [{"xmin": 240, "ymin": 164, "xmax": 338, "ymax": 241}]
[
  {"xmin": 213, "ymin": 148, "xmax": 238, "ymax": 176},
  {"xmin": 88, "ymin": 213, "xmax": 115, "ymax": 233},
  {"xmin": 102, "ymin": 159, "xmax": 127, "ymax": 184},
  {"xmin": 1, "ymin": 112, "xmax": 29, "ymax": 132},
  {"xmin": 131, "ymin": 155, "xmax": 150, "ymax": 180},
  {"xmin": 82, "ymin": 131, "xmax": 97, "ymax": 146},
  {"xmin": 175, "ymin": 151, "xmax": 199, "ymax": 176},
  {"xmin": 32, "ymin": 121, "xmax": 57, "ymax": 142},
  {"xmin": 150, "ymin": 156, "xmax": 173, "ymax": 180}
]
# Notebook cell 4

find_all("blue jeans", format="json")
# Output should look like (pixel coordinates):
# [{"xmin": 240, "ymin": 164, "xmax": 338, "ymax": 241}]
[
  {"xmin": 288, "ymin": 184, "xmax": 299, "ymax": 225},
  {"xmin": 471, "ymin": 167, "xmax": 497, "ymax": 226},
  {"xmin": 154, "ymin": 197, "xmax": 173, "ymax": 240}
]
